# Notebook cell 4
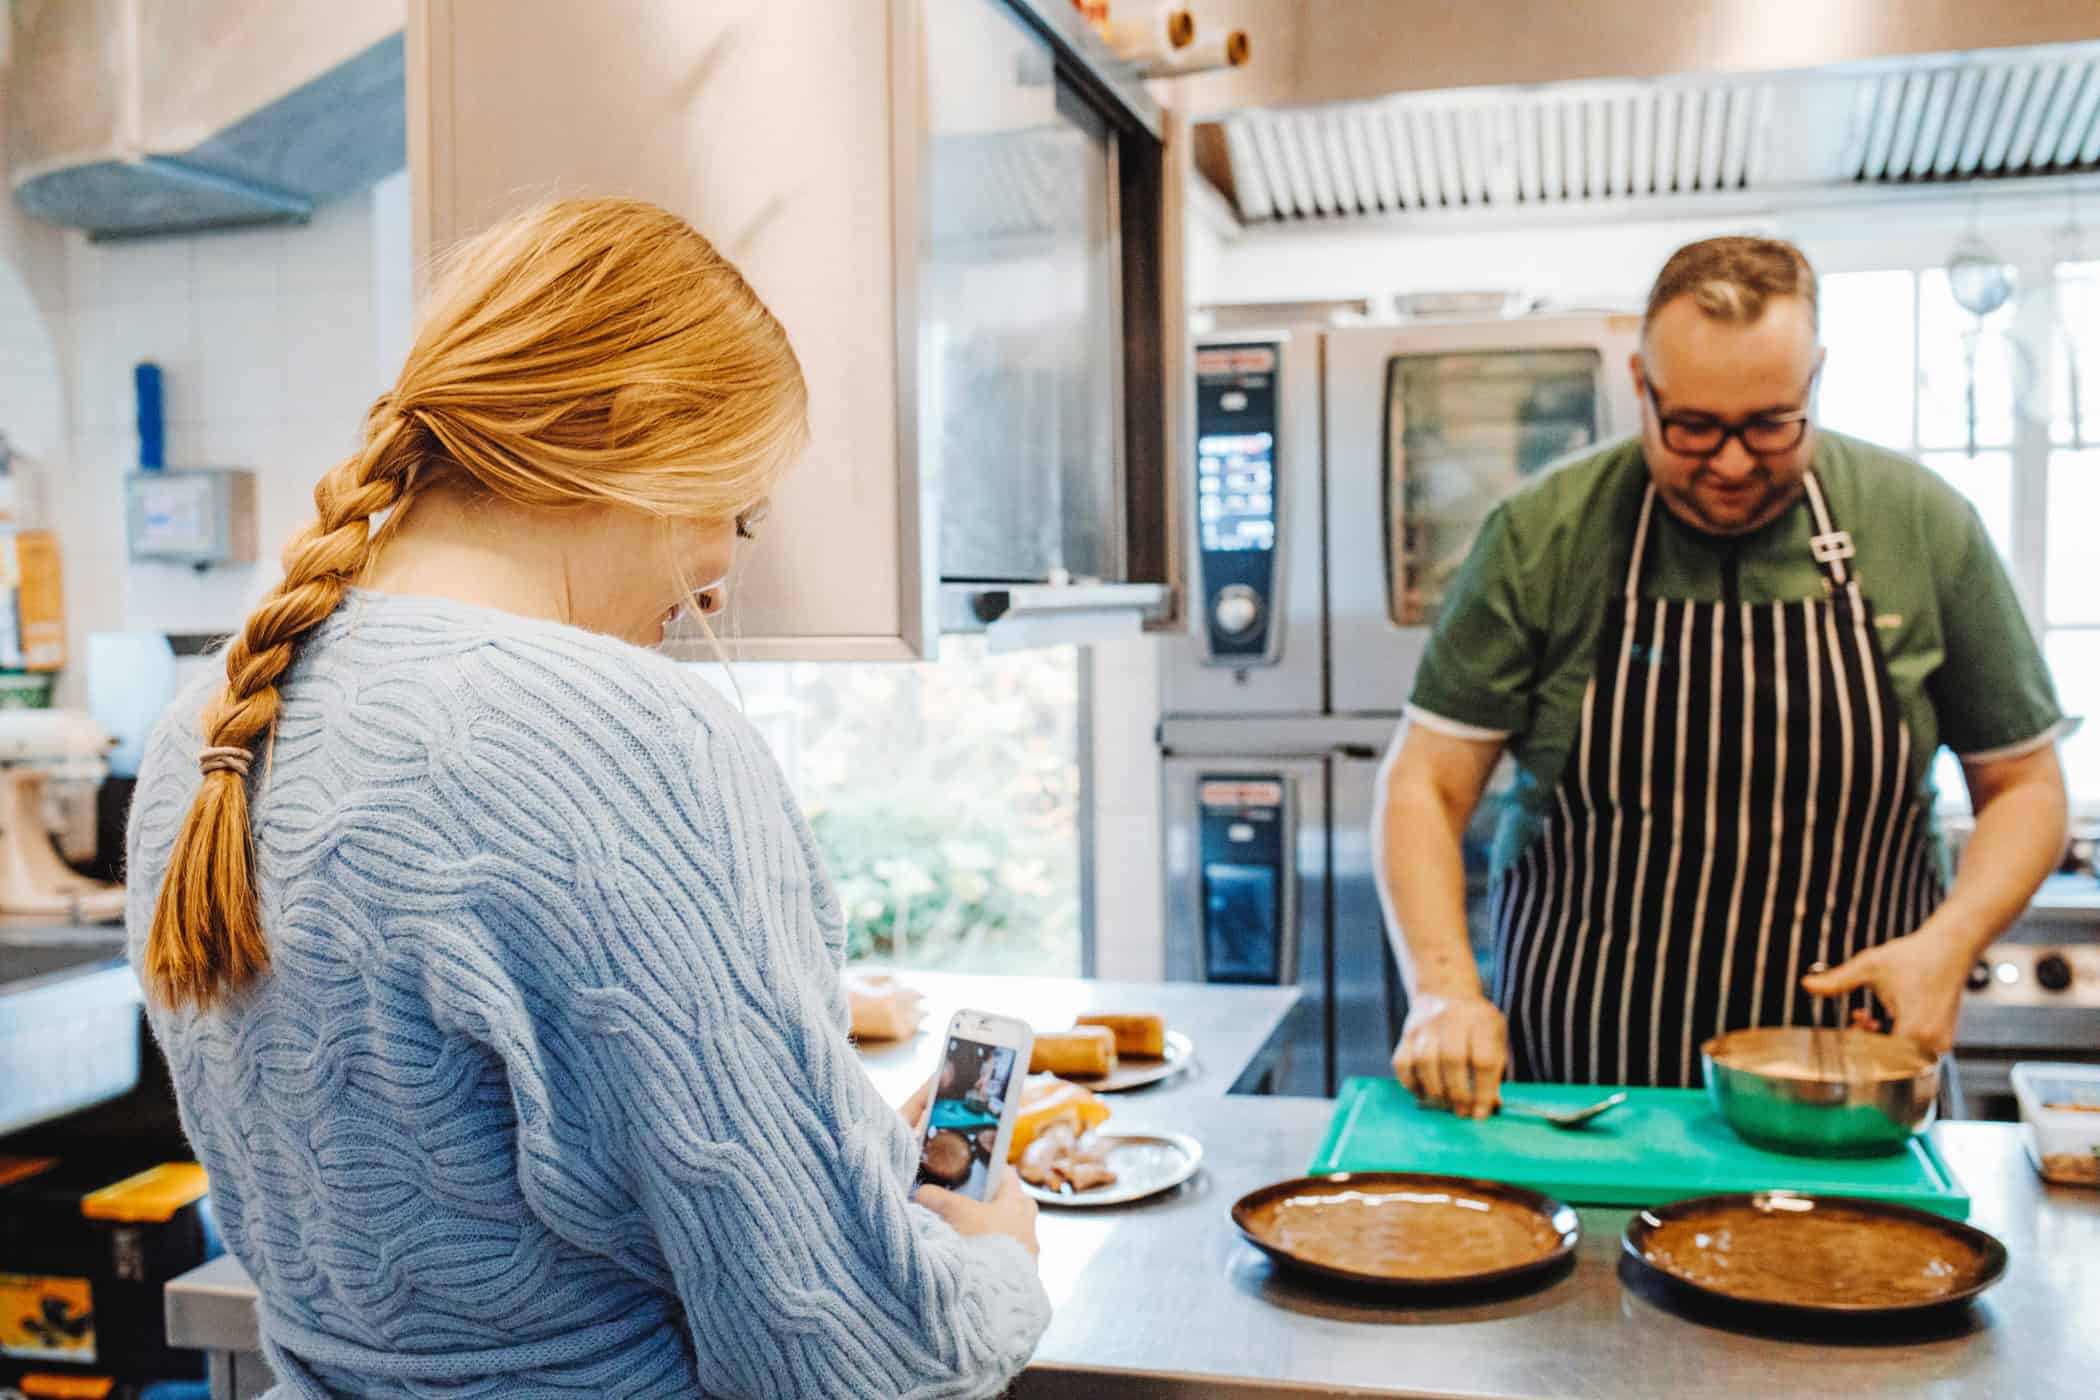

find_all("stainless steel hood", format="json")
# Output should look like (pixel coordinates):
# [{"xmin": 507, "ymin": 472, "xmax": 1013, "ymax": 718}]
[
  {"xmin": 1206, "ymin": 42, "xmax": 2100, "ymax": 225},
  {"xmin": 8, "ymin": 0, "xmax": 404, "ymax": 240}
]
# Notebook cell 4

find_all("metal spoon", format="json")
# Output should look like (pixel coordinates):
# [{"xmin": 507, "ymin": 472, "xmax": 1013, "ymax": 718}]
[{"xmin": 1498, "ymin": 1091, "xmax": 1628, "ymax": 1129}]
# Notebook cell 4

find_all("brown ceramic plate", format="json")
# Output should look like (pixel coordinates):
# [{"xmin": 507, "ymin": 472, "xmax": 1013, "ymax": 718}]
[
  {"xmin": 1231, "ymin": 1171, "xmax": 1581, "ymax": 1291},
  {"xmin": 1623, "ymin": 1192, "xmax": 2008, "ymax": 1320}
]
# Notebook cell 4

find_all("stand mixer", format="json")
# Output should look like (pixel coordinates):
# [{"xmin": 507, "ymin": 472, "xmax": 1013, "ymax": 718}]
[{"xmin": 0, "ymin": 708, "xmax": 128, "ymax": 923}]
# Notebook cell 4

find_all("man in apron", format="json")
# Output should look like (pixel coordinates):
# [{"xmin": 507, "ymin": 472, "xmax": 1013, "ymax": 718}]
[{"xmin": 1378, "ymin": 236, "xmax": 2068, "ymax": 1116}]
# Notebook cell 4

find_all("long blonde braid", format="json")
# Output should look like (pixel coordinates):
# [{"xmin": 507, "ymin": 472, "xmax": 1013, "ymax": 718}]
[
  {"xmin": 143, "ymin": 198, "xmax": 807, "ymax": 1010},
  {"xmin": 144, "ymin": 409, "xmax": 419, "ymax": 1009}
]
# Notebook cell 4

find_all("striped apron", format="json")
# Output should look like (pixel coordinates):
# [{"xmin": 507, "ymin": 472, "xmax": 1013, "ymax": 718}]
[{"xmin": 1490, "ymin": 472, "xmax": 1945, "ymax": 1088}]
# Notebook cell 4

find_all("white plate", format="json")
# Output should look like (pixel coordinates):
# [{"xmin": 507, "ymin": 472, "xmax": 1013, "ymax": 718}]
[
  {"xmin": 1061, "ymin": 1030, "xmax": 1195, "ymax": 1093},
  {"xmin": 1020, "ymin": 1132, "xmax": 1204, "ymax": 1208}
]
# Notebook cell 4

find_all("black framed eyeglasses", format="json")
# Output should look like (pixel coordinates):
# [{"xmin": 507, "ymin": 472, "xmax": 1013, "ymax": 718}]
[{"xmin": 1643, "ymin": 378, "xmax": 1812, "ymax": 457}]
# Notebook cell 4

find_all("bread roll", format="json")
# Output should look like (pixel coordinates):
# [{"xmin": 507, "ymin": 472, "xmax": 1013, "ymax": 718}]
[
  {"xmin": 844, "ymin": 970, "xmax": 925, "ymax": 1041},
  {"xmin": 1030, "ymin": 1026, "xmax": 1118, "ymax": 1077},
  {"xmin": 1076, "ymin": 1012, "xmax": 1166, "ymax": 1059}
]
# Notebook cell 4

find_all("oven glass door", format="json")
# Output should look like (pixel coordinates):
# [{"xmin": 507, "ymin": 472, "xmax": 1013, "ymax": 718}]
[
  {"xmin": 922, "ymin": 0, "xmax": 1121, "ymax": 585},
  {"xmin": 1385, "ymin": 349, "xmax": 1605, "ymax": 627}
]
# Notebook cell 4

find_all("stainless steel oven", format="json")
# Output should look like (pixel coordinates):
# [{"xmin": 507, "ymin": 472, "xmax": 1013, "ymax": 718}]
[
  {"xmin": 1952, "ymin": 880, "xmax": 2100, "ymax": 1120},
  {"xmin": 1161, "ymin": 744, "xmax": 1401, "ymax": 1097},
  {"xmin": 1161, "ymin": 316, "xmax": 1642, "ymax": 1094}
]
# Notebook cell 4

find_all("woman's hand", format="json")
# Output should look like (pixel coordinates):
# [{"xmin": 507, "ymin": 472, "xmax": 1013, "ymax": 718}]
[
  {"xmin": 898, "ymin": 1075, "xmax": 935, "ymax": 1134},
  {"xmin": 1801, "ymin": 930, "xmax": 1973, "ymax": 1055},
  {"xmin": 1391, "ymin": 993, "xmax": 1508, "ymax": 1119},
  {"xmin": 915, "ymin": 1171, "xmax": 1041, "ymax": 1258}
]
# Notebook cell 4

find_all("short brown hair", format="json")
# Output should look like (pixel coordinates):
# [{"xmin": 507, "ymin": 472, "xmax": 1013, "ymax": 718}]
[{"xmin": 1644, "ymin": 236, "xmax": 1817, "ymax": 331}]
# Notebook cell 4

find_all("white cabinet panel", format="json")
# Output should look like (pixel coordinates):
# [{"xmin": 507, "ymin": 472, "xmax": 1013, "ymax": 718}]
[{"xmin": 410, "ymin": 0, "xmax": 923, "ymax": 655}]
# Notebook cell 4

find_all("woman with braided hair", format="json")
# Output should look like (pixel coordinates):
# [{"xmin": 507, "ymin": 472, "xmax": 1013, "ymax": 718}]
[{"xmin": 125, "ymin": 198, "xmax": 1048, "ymax": 1398}]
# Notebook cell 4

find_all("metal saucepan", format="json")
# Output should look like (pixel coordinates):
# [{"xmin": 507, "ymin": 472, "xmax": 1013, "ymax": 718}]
[{"xmin": 1702, "ymin": 1027, "xmax": 1939, "ymax": 1157}]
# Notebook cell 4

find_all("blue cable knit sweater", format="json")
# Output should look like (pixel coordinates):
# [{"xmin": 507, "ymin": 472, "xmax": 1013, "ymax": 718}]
[{"xmin": 125, "ymin": 591, "xmax": 1051, "ymax": 1398}]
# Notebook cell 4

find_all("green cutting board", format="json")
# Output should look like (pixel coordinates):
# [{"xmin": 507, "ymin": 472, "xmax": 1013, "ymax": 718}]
[{"xmin": 1311, "ymin": 1079, "xmax": 1970, "ymax": 1219}]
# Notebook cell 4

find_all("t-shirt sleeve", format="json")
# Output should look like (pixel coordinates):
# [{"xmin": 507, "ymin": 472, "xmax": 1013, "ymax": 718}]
[
  {"xmin": 1407, "ymin": 502, "xmax": 1542, "ymax": 737},
  {"xmin": 1925, "ymin": 493, "xmax": 2065, "ymax": 758}
]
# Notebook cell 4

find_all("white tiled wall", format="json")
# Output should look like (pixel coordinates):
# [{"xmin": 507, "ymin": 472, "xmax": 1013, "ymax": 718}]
[
  {"xmin": 0, "ymin": 172, "xmax": 414, "ymax": 704},
  {"xmin": 0, "ymin": 274, "xmax": 63, "ymax": 466},
  {"xmin": 0, "ymin": 150, "xmax": 68, "ymax": 476}
]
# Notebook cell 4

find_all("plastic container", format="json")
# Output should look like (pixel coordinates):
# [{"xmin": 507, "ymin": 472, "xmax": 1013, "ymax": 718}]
[{"xmin": 2011, "ymin": 1062, "xmax": 2100, "ymax": 1187}]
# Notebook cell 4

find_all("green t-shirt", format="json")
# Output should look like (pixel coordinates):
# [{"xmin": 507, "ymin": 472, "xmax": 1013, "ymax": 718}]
[{"xmin": 1409, "ymin": 431, "xmax": 2064, "ymax": 879}]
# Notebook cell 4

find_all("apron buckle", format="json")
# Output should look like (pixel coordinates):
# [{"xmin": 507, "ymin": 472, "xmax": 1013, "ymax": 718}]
[{"xmin": 1811, "ymin": 530, "xmax": 1855, "ymax": 564}]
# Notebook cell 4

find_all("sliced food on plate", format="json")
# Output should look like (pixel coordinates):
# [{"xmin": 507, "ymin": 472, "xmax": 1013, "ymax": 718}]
[
  {"xmin": 1008, "ymin": 1076, "xmax": 1117, "ymax": 1193},
  {"xmin": 1020, "ymin": 1120, "xmax": 1118, "ymax": 1194}
]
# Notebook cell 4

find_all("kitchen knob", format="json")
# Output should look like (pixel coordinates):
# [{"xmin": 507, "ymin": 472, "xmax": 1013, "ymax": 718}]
[
  {"xmin": 1966, "ymin": 960, "xmax": 1992, "ymax": 992},
  {"xmin": 2036, "ymin": 953, "xmax": 2074, "ymax": 993},
  {"xmin": 1213, "ymin": 586, "xmax": 1262, "ymax": 637}
]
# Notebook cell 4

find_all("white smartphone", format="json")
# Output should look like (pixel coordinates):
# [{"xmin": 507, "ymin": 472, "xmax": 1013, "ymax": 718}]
[{"xmin": 914, "ymin": 1010, "xmax": 1035, "ymax": 1201}]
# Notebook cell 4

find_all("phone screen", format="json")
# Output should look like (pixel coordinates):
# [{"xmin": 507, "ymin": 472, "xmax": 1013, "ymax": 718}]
[{"xmin": 915, "ymin": 1033, "xmax": 1021, "ymax": 1200}]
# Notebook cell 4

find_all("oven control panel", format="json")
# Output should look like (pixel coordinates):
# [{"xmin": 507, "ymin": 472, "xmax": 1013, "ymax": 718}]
[
  {"xmin": 1962, "ymin": 941, "xmax": 2100, "ymax": 1007},
  {"xmin": 1194, "ymin": 343, "xmax": 1281, "ymax": 666}
]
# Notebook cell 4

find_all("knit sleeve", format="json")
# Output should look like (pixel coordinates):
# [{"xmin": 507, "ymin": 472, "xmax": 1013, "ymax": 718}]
[{"xmin": 436, "ymin": 647, "xmax": 1049, "ymax": 1399}]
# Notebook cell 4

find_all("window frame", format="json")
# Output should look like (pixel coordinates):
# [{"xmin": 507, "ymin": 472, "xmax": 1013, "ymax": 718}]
[{"xmin": 1800, "ymin": 222, "xmax": 2099, "ymax": 820}]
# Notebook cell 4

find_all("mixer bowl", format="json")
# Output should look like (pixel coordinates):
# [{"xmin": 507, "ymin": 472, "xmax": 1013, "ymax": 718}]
[{"xmin": 1702, "ymin": 1027, "xmax": 1940, "ymax": 1157}]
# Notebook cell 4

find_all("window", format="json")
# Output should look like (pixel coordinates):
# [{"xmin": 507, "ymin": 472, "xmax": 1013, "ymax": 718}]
[
  {"xmin": 2046, "ymin": 262, "xmax": 2100, "ymax": 807},
  {"xmin": 1820, "ymin": 260, "xmax": 2097, "ymax": 809},
  {"xmin": 1821, "ymin": 268, "xmax": 2017, "ymax": 557},
  {"xmin": 689, "ymin": 639, "xmax": 1085, "ymax": 976}
]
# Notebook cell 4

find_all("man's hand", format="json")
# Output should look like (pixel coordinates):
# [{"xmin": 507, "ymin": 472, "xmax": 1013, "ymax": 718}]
[
  {"xmin": 1392, "ymin": 993, "xmax": 1509, "ymax": 1119},
  {"xmin": 1801, "ymin": 930, "xmax": 1974, "ymax": 1055}
]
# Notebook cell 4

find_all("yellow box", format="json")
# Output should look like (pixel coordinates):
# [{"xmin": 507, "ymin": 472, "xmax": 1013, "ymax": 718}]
[
  {"xmin": 0, "ymin": 1271, "xmax": 95, "ymax": 1363},
  {"xmin": 0, "ymin": 529, "xmax": 64, "ymax": 672}
]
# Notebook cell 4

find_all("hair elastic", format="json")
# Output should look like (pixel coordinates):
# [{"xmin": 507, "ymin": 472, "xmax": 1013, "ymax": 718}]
[{"xmin": 198, "ymin": 746, "xmax": 254, "ymax": 779}]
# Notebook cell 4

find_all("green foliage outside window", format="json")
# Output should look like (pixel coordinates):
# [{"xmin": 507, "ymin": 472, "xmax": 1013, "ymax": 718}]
[{"xmin": 703, "ymin": 637, "xmax": 1083, "ymax": 975}]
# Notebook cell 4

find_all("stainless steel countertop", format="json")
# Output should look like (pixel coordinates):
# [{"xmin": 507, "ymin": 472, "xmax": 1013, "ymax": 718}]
[
  {"xmin": 162, "ymin": 1107, "xmax": 2100, "ymax": 1400},
  {"xmin": 0, "ymin": 925, "xmax": 141, "ymax": 1137},
  {"xmin": 162, "ymin": 972, "xmax": 2100, "ymax": 1398},
  {"xmin": 165, "ymin": 1252, "xmax": 262, "ymax": 1354},
  {"xmin": 165, "ymin": 973, "xmax": 1303, "ymax": 1359},
  {"xmin": 0, "ymin": 923, "xmax": 127, "ymax": 993},
  {"xmin": 1017, "ymin": 1100, "xmax": 2099, "ymax": 1400}
]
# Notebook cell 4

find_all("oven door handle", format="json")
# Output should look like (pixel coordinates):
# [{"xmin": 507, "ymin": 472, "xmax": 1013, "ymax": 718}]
[{"xmin": 1274, "ymin": 777, "xmax": 1301, "ymax": 987}]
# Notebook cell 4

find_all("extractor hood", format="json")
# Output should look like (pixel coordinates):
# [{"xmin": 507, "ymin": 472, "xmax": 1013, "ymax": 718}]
[
  {"xmin": 8, "ymin": 0, "xmax": 404, "ymax": 240},
  {"xmin": 1200, "ymin": 41, "xmax": 2100, "ymax": 225}
]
